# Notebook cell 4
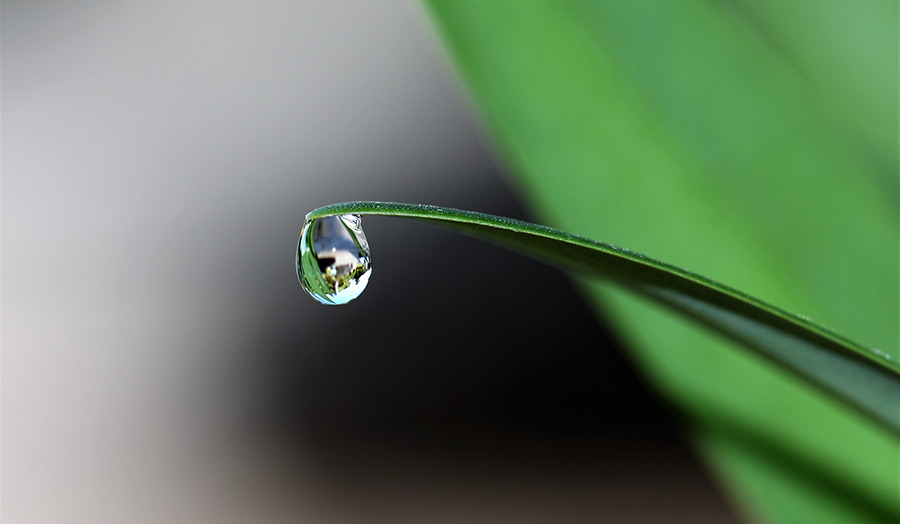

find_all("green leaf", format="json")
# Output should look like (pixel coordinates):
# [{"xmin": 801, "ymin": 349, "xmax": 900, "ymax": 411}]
[
  {"xmin": 421, "ymin": 1, "xmax": 898, "ymax": 523},
  {"xmin": 307, "ymin": 201, "xmax": 900, "ymax": 435}
]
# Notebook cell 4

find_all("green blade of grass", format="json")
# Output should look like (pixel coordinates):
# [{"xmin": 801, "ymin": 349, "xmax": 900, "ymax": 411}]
[{"xmin": 306, "ymin": 201, "xmax": 900, "ymax": 435}]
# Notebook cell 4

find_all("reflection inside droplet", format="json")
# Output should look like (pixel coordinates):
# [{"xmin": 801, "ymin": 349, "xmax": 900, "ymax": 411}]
[{"xmin": 297, "ymin": 214, "xmax": 372, "ymax": 305}]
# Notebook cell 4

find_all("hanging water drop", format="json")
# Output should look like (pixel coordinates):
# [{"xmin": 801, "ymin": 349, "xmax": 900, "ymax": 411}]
[{"xmin": 297, "ymin": 214, "xmax": 372, "ymax": 305}]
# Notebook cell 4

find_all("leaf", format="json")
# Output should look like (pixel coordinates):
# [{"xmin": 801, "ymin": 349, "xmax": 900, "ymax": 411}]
[
  {"xmin": 420, "ymin": 1, "xmax": 898, "ymax": 523},
  {"xmin": 307, "ymin": 201, "xmax": 900, "ymax": 435}
]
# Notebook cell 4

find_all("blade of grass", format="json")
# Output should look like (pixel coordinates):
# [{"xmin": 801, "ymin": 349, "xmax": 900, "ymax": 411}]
[{"xmin": 306, "ymin": 201, "xmax": 900, "ymax": 435}]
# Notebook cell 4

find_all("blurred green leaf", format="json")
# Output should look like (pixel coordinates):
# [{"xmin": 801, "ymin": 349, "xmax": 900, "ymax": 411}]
[{"xmin": 422, "ymin": 1, "xmax": 898, "ymax": 523}]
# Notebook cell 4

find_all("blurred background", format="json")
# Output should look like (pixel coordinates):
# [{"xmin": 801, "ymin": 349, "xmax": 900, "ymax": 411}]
[{"xmin": 3, "ymin": 1, "xmax": 741, "ymax": 522}]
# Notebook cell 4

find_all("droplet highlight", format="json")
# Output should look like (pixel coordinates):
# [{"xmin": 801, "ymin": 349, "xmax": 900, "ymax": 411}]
[{"xmin": 297, "ymin": 214, "xmax": 371, "ymax": 305}]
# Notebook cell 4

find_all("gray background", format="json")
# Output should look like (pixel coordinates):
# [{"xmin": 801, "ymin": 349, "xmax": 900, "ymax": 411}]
[{"xmin": 3, "ymin": 1, "xmax": 741, "ymax": 522}]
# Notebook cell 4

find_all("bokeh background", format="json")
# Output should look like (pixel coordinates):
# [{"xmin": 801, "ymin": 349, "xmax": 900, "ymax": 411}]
[{"xmin": 3, "ymin": 1, "xmax": 741, "ymax": 522}]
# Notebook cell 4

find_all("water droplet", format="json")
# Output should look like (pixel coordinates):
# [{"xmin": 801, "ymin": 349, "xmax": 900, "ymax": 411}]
[
  {"xmin": 297, "ymin": 214, "xmax": 372, "ymax": 305},
  {"xmin": 873, "ymin": 348, "xmax": 893, "ymax": 361}
]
